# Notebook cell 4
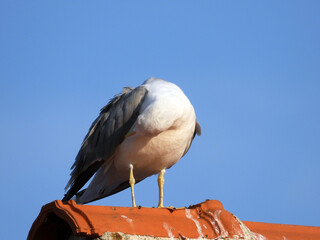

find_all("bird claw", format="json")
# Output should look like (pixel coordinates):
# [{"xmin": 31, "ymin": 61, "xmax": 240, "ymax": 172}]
[
  {"xmin": 166, "ymin": 206, "xmax": 185, "ymax": 210},
  {"xmin": 156, "ymin": 205, "xmax": 186, "ymax": 210}
]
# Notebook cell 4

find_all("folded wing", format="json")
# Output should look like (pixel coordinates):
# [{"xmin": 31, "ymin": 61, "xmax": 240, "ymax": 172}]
[{"xmin": 63, "ymin": 86, "xmax": 148, "ymax": 202}]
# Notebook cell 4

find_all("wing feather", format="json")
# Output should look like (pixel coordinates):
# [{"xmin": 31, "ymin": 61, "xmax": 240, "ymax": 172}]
[{"xmin": 63, "ymin": 86, "xmax": 148, "ymax": 201}]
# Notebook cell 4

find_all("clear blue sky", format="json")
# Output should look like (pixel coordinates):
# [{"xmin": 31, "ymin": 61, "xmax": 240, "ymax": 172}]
[{"xmin": 1, "ymin": 1, "xmax": 319, "ymax": 238}]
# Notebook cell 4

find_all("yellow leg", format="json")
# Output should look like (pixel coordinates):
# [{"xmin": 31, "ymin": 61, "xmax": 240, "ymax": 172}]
[
  {"xmin": 129, "ymin": 164, "xmax": 136, "ymax": 207},
  {"xmin": 157, "ymin": 169, "xmax": 166, "ymax": 208}
]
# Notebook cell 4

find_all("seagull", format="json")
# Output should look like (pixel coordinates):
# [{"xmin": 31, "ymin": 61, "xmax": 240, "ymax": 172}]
[{"xmin": 62, "ymin": 77, "xmax": 201, "ymax": 207}]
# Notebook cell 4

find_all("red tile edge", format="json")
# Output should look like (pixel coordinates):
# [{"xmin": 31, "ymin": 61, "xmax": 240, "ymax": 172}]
[
  {"xmin": 28, "ymin": 199, "xmax": 245, "ymax": 239},
  {"xmin": 244, "ymin": 221, "xmax": 320, "ymax": 240},
  {"xmin": 28, "ymin": 200, "xmax": 320, "ymax": 240}
]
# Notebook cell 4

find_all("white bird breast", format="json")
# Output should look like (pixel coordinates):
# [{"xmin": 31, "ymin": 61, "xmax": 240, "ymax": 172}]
[{"xmin": 113, "ymin": 80, "xmax": 197, "ymax": 180}]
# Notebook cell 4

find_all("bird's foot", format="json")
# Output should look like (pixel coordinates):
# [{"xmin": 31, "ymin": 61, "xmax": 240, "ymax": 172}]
[
  {"xmin": 164, "ymin": 206, "xmax": 186, "ymax": 210},
  {"xmin": 129, "ymin": 164, "xmax": 137, "ymax": 208},
  {"xmin": 157, "ymin": 203, "xmax": 164, "ymax": 208}
]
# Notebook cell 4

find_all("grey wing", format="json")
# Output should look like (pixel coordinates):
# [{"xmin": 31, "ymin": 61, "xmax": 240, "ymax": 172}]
[{"xmin": 62, "ymin": 86, "xmax": 148, "ymax": 202}]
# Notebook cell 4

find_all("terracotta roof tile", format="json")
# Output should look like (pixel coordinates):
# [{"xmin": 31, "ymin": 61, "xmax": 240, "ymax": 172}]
[
  {"xmin": 28, "ymin": 199, "xmax": 320, "ymax": 240},
  {"xmin": 244, "ymin": 221, "xmax": 320, "ymax": 240}
]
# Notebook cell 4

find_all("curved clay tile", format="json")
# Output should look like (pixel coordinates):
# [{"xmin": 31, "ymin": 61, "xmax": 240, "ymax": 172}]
[{"xmin": 28, "ymin": 199, "xmax": 320, "ymax": 240}]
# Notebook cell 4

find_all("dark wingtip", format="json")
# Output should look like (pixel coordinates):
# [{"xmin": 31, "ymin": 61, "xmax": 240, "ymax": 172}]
[
  {"xmin": 62, "ymin": 191, "xmax": 72, "ymax": 202},
  {"xmin": 195, "ymin": 121, "xmax": 201, "ymax": 136}
]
